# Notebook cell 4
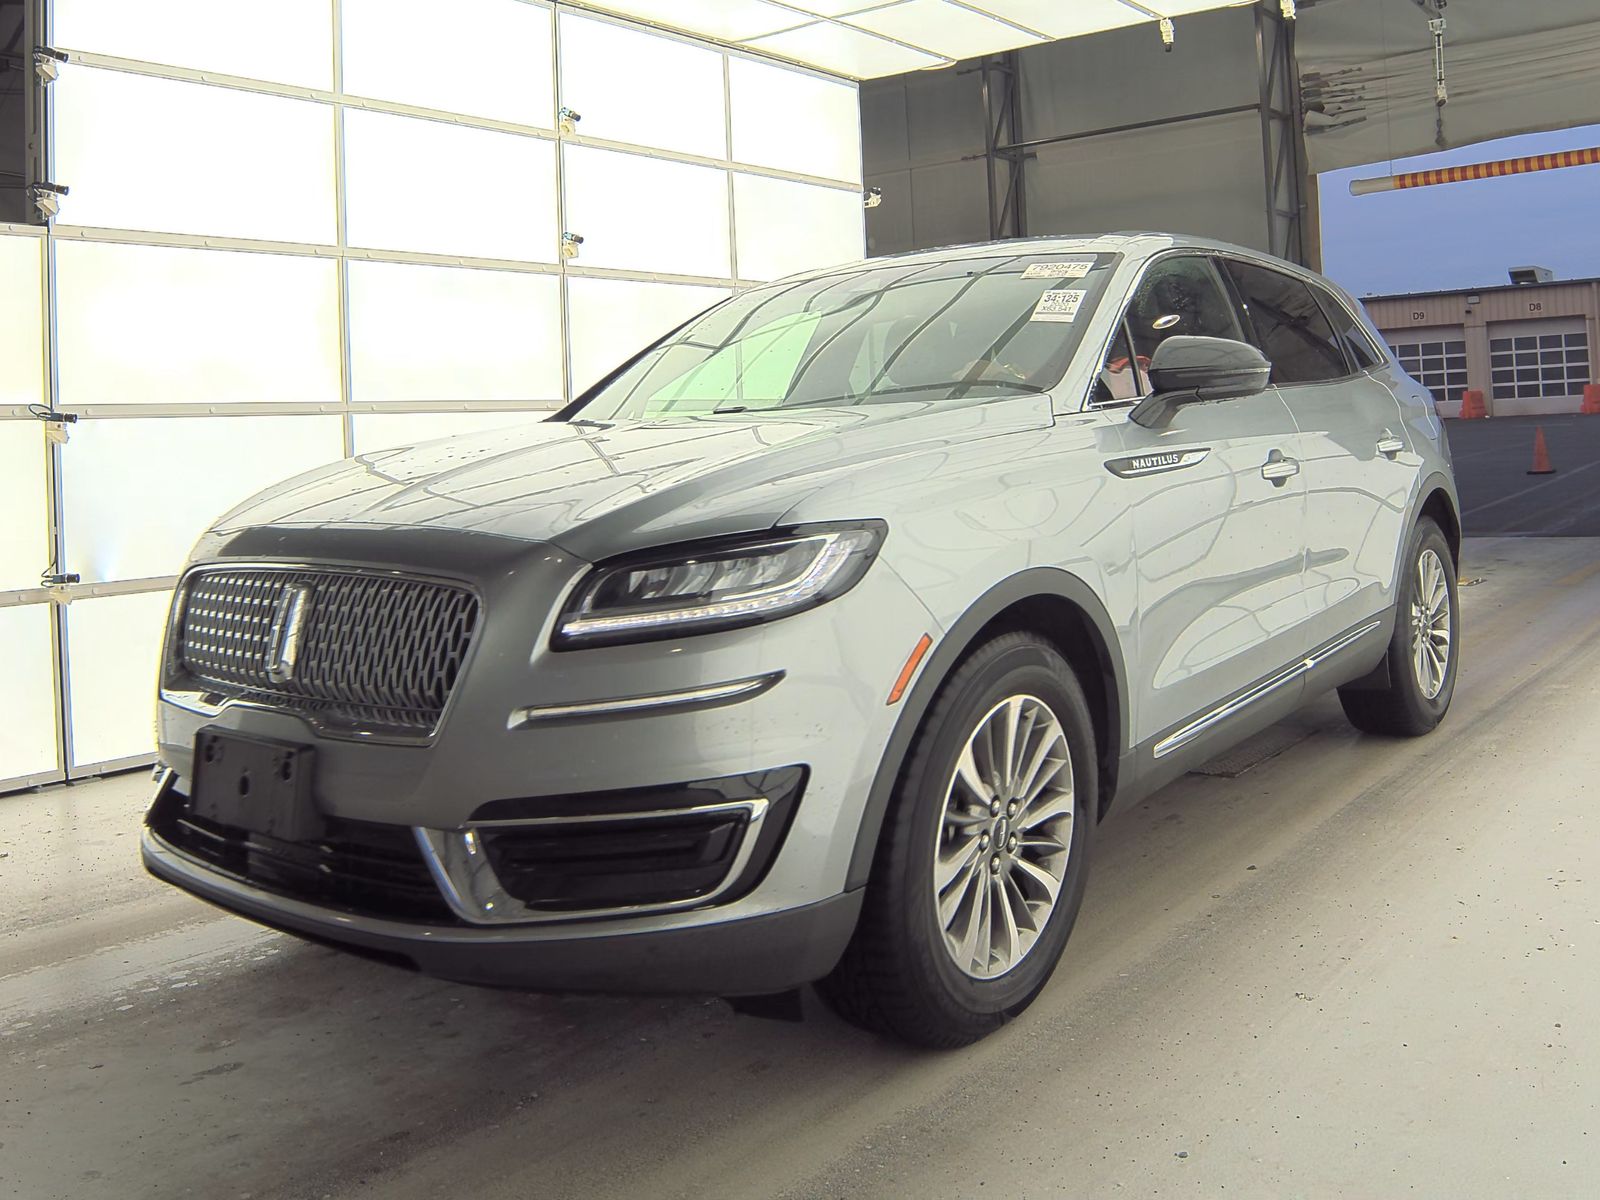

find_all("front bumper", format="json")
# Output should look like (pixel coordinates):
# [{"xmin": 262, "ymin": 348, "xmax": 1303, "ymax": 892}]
[{"xmin": 142, "ymin": 824, "xmax": 863, "ymax": 995}]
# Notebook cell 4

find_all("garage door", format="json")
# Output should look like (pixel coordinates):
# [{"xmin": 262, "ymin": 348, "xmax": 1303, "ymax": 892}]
[
  {"xmin": 1488, "ymin": 316, "xmax": 1592, "ymax": 417},
  {"xmin": 0, "ymin": 0, "xmax": 865, "ymax": 792}
]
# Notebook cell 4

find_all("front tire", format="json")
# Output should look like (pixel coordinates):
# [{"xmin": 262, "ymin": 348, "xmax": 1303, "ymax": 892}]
[
  {"xmin": 1338, "ymin": 517, "xmax": 1458, "ymax": 736},
  {"xmin": 818, "ymin": 632, "xmax": 1095, "ymax": 1048}
]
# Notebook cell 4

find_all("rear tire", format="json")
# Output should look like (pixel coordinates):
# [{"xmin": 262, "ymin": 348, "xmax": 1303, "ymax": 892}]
[
  {"xmin": 817, "ymin": 632, "xmax": 1095, "ymax": 1048},
  {"xmin": 1338, "ymin": 517, "xmax": 1458, "ymax": 737}
]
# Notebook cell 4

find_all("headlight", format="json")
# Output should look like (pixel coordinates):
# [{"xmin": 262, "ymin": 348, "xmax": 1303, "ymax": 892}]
[{"xmin": 554, "ymin": 523, "xmax": 885, "ymax": 647}]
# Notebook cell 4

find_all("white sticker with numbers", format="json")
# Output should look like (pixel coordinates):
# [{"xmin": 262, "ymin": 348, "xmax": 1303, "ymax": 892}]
[
  {"xmin": 1030, "ymin": 288, "xmax": 1087, "ymax": 323},
  {"xmin": 1022, "ymin": 261, "xmax": 1093, "ymax": 280}
]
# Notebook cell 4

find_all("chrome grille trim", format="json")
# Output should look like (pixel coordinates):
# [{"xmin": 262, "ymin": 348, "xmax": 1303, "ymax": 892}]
[{"xmin": 169, "ymin": 564, "xmax": 481, "ymax": 740}]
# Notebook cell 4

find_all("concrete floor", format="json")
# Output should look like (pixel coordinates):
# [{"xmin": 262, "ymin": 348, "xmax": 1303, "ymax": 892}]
[{"xmin": 3, "ymin": 536, "xmax": 1599, "ymax": 1200}]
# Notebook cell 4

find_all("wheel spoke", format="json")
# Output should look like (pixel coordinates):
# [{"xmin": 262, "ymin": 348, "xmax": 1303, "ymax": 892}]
[
  {"xmin": 938, "ymin": 858, "xmax": 982, "ymax": 926},
  {"xmin": 935, "ymin": 835, "xmax": 983, "ymax": 891},
  {"xmin": 992, "ymin": 875, "xmax": 1020, "ymax": 964},
  {"xmin": 1011, "ymin": 854, "xmax": 1063, "ymax": 905},
  {"xmin": 1017, "ymin": 781, "xmax": 1073, "ymax": 831},
  {"xmin": 954, "ymin": 746, "xmax": 992, "ymax": 805}
]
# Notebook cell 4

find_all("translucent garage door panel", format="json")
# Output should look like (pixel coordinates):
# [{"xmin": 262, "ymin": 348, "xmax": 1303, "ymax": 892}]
[
  {"xmin": 733, "ymin": 174, "xmax": 864, "ymax": 282},
  {"xmin": 347, "ymin": 261, "xmax": 562, "ymax": 403},
  {"xmin": 61, "ymin": 416, "xmax": 345, "ymax": 584},
  {"xmin": 563, "ymin": 146, "xmax": 730, "ymax": 279},
  {"xmin": 0, "ymin": 421, "xmax": 49, "ymax": 593},
  {"xmin": 557, "ymin": 14, "xmax": 726, "ymax": 159},
  {"xmin": 0, "ymin": 234, "xmax": 44, "ymax": 408},
  {"xmin": 344, "ymin": 110, "xmax": 557, "ymax": 261},
  {"xmin": 52, "ymin": 0, "xmax": 334, "ymax": 90},
  {"xmin": 728, "ymin": 58, "xmax": 862, "ymax": 184},
  {"xmin": 567, "ymin": 276, "xmax": 730, "ymax": 395},
  {"xmin": 352, "ymin": 411, "xmax": 542, "ymax": 454},
  {"xmin": 0, "ymin": 604, "xmax": 59, "ymax": 784},
  {"xmin": 55, "ymin": 241, "xmax": 341, "ymax": 406},
  {"xmin": 54, "ymin": 67, "xmax": 335, "ymax": 244},
  {"xmin": 343, "ymin": 0, "xmax": 553, "ymax": 127},
  {"xmin": 66, "ymin": 589, "xmax": 173, "ymax": 770}
]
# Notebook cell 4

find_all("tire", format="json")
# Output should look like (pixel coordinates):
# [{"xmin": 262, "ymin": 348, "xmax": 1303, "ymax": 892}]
[
  {"xmin": 818, "ymin": 632, "xmax": 1096, "ymax": 1048},
  {"xmin": 1338, "ymin": 517, "xmax": 1459, "ymax": 737}
]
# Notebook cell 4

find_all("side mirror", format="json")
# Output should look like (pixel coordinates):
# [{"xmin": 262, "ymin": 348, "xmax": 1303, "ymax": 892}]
[{"xmin": 1129, "ymin": 336, "xmax": 1272, "ymax": 428}]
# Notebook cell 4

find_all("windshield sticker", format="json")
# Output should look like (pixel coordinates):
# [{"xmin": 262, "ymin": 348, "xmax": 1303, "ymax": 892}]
[
  {"xmin": 1030, "ymin": 288, "xmax": 1087, "ymax": 323},
  {"xmin": 1022, "ymin": 261, "xmax": 1093, "ymax": 280}
]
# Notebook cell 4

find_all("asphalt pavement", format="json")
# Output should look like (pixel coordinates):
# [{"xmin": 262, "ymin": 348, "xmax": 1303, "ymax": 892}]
[{"xmin": 1448, "ymin": 413, "xmax": 1600, "ymax": 536}]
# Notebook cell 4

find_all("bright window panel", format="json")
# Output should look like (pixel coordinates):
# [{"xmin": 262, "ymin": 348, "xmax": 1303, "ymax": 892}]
[
  {"xmin": 344, "ymin": 109, "xmax": 557, "ymax": 261},
  {"xmin": 844, "ymin": 1, "xmax": 1044, "ymax": 58},
  {"xmin": 352, "ymin": 411, "xmax": 543, "ymax": 454},
  {"xmin": 55, "ymin": 241, "xmax": 340, "ymax": 406},
  {"xmin": 66, "ymin": 589, "xmax": 172, "ymax": 769},
  {"xmin": 733, "ymin": 174, "xmax": 864, "ymax": 281},
  {"xmin": 61, "ymin": 416, "xmax": 344, "ymax": 584},
  {"xmin": 52, "ymin": 0, "xmax": 333, "ymax": 89},
  {"xmin": 0, "ymin": 235, "xmax": 44, "ymax": 408},
  {"xmin": 567, "ymin": 276, "xmax": 729, "ymax": 395},
  {"xmin": 557, "ymin": 15, "xmax": 726, "ymax": 159},
  {"xmin": 744, "ymin": 23, "xmax": 944, "ymax": 78},
  {"xmin": 728, "ymin": 57, "xmax": 862, "ymax": 183},
  {"xmin": 0, "ymin": 604, "xmax": 58, "ymax": 782},
  {"xmin": 563, "ymin": 146, "xmax": 730, "ymax": 278},
  {"xmin": 0, "ymin": 421, "xmax": 49, "ymax": 593},
  {"xmin": 342, "ymin": 0, "xmax": 553, "ymax": 127},
  {"xmin": 53, "ymin": 67, "xmax": 335, "ymax": 243},
  {"xmin": 347, "ymin": 261, "xmax": 562, "ymax": 403}
]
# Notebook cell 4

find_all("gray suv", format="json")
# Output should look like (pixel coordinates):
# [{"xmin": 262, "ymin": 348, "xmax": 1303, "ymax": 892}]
[{"xmin": 143, "ymin": 234, "xmax": 1460, "ymax": 1047}]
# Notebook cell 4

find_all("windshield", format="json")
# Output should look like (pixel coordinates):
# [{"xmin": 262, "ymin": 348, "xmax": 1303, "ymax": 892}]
[{"xmin": 567, "ymin": 250, "xmax": 1120, "ymax": 421}]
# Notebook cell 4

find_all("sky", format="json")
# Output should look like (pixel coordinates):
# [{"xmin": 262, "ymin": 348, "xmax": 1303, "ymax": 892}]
[{"xmin": 1317, "ymin": 123, "xmax": 1600, "ymax": 299}]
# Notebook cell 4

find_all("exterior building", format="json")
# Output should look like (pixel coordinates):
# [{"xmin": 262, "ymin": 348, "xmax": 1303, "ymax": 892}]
[{"xmin": 1363, "ymin": 275, "xmax": 1600, "ymax": 418}]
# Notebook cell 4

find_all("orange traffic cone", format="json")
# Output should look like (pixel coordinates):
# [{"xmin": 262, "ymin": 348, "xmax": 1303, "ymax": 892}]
[
  {"xmin": 1527, "ymin": 426, "xmax": 1556, "ymax": 475},
  {"xmin": 1459, "ymin": 388, "xmax": 1488, "ymax": 419},
  {"xmin": 1581, "ymin": 384, "xmax": 1600, "ymax": 415}
]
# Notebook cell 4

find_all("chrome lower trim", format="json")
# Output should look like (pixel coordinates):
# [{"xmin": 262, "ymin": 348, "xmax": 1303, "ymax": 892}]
[
  {"xmin": 506, "ymin": 672, "xmax": 783, "ymax": 730},
  {"xmin": 1152, "ymin": 620, "xmax": 1383, "ymax": 759},
  {"xmin": 414, "ymin": 797, "xmax": 770, "ymax": 926}
]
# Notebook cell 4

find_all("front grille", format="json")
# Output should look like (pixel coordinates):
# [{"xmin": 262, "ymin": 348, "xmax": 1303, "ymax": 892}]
[
  {"xmin": 176, "ymin": 566, "xmax": 479, "ymax": 737},
  {"xmin": 150, "ymin": 791, "xmax": 456, "ymax": 923}
]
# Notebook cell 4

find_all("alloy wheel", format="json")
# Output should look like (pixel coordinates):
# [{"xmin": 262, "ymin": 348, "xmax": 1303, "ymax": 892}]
[
  {"xmin": 932, "ymin": 694, "xmax": 1075, "ymax": 980},
  {"xmin": 1411, "ymin": 547, "xmax": 1452, "ymax": 700}
]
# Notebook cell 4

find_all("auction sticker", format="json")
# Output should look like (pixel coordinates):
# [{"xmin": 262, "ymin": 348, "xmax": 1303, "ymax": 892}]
[
  {"xmin": 1022, "ymin": 261, "xmax": 1093, "ymax": 280},
  {"xmin": 1030, "ymin": 288, "xmax": 1087, "ymax": 323}
]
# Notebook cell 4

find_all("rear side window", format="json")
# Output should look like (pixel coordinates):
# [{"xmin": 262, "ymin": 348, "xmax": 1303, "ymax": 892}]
[
  {"xmin": 1224, "ymin": 260, "xmax": 1349, "ymax": 385},
  {"xmin": 1311, "ymin": 283, "xmax": 1383, "ymax": 371}
]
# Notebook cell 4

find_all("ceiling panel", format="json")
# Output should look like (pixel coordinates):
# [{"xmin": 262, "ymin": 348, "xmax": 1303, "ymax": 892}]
[{"xmin": 576, "ymin": 0, "xmax": 1257, "ymax": 78}]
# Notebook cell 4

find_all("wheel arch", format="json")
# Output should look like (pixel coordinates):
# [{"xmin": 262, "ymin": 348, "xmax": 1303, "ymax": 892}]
[
  {"xmin": 1418, "ymin": 478, "xmax": 1461, "ymax": 566},
  {"xmin": 845, "ymin": 568, "xmax": 1128, "ymax": 891}
]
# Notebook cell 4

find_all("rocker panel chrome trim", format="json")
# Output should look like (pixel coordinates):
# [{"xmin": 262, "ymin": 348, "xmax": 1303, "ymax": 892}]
[{"xmin": 1152, "ymin": 620, "xmax": 1383, "ymax": 759}]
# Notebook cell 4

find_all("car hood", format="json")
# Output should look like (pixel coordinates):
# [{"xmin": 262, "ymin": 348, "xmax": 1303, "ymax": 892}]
[{"xmin": 205, "ymin": 396, "xmax": 1056, "ymax": 562}]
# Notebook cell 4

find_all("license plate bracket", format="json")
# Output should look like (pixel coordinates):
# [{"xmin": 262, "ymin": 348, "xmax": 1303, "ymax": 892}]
[{"xmin": 190, "ymin": 728, "xmax": 322, "ymax": 841}]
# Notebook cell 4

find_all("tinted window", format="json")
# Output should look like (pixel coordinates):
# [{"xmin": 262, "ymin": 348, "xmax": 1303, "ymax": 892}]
[
  {"xmin": 1225, "ymin": 261, "xmax": 1348, "ymax": 385},
  {"xmin": 1125, "ymin": 256, "xmax": 1243, "ymax": 366},
  {"xmin": 1311, "ymin": 283, "xmax": 1382, "ymax": 370}
]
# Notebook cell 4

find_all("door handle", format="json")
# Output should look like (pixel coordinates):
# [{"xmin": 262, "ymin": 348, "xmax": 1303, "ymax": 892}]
[
  {"xmin": 1260, "ymin": 450, "xmax": 1300, "ymax": 485},
  {"xmin": 1377, "ymin": 431, "xmax": 1405, "ymax": 458}
]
